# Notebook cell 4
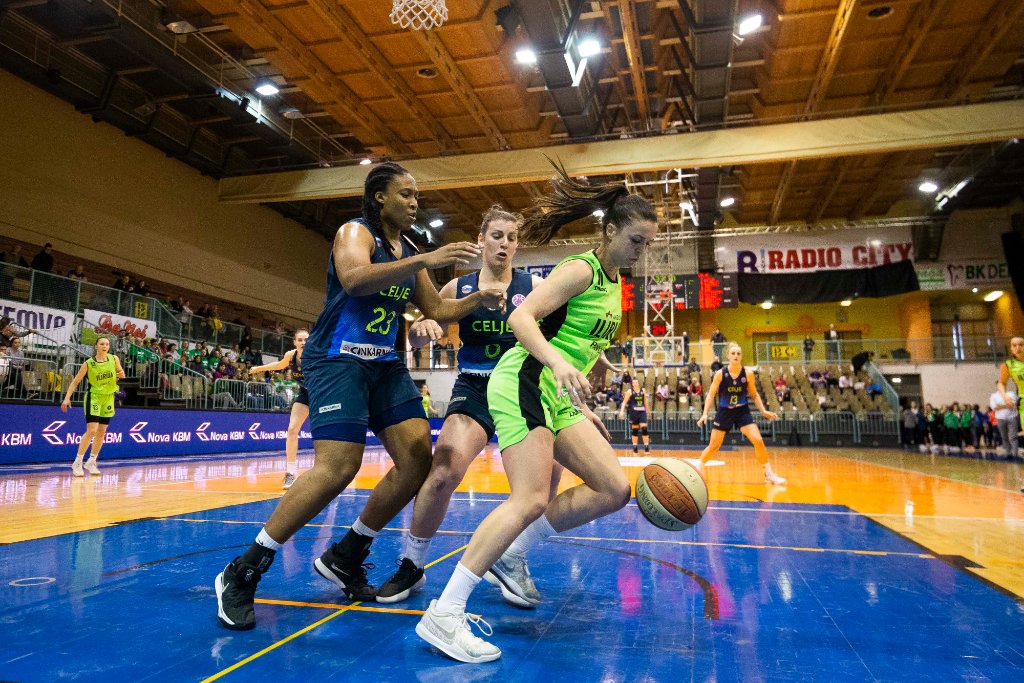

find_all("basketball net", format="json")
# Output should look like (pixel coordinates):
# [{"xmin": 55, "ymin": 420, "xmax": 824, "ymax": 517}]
[{"xmin": 390, "ymin": 0, "xmax": 448, "ymax": 31}]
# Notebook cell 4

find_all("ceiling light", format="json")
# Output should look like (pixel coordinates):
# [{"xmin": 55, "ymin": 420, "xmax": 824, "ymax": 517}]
[
  {"xmin": 578, "ymin": 38, "xmax": 601, "ymax": 58},
  {"xmin": 840, "ymin": 299, "xmax": 852, "ymax": 306},
  {"xmin": 165, "ymin": 20, "xmax": 198, "ymax": 35},
  {"xmin": 720, "ymin": 197, "xmax": 735, "ymax": 207},
  {"xmin": 891, "ymin": 377, "xmax": 902, "ymax": 384},
  {"xmin": 429, "ymin": 219, "xmax": 444, "ymax": 228},
  {"xmin": 592, "ymin": 209, "xmax": 605, "ymax": 218},
  {"xmin": 359, "ymin": 158, "xmax": 372, "ymax": 165},
  {"xmin": 515, "ymin": 48, "xmax": 537, "ymax": 65},
  {"xmin": 737, "ymin": 14, "xmax": 763, "ymax": 36},
  {"xmin": 760, "ymin": 300, "xmax": 773, "ymax": 310},
  {"xmin": 255, "ymin": 81, "xmax": 280, "ymax": 97},
  {"xmin": 983, "ymin": 290, "xmax": 1004, "ymax": 302},
  {"xmin": 918, "ymin": 181, "xmax": 938, "ymax": 193},
  {"xmin": 280, "ymin": 107, "xmax": 304, "ymax": 120}
]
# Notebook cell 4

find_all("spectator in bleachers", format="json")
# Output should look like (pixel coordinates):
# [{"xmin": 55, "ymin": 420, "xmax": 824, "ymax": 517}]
[
  {"xmin": 611, "ymin": 369, "xmax": 623, "ymax": 387},
  {"xmin": 824, "ymin": 369, "xmax": 838, "ymax": 388},
  {"xmin": 809, "ymin": 369, "xmax": 825, "ymax": 390},
  {"xmin": 114, "ymin": 273, "xmax": 134, "ymax": 292},
  {"xmin": 710, "ymin": 356, "xmax": 723, "ymax": 373},
  {"xmin": 803, "ymin": 335, "xmax": 815, "ymax": 363},
  {"xmin": 656, "ymin": 379, "xmax": 670, "ymax": 408},
  {"xmin": 675, "ymin": 374, "xmax": 688, "ymax": 398},
  {"xmin": 865, "ymin": 380, "xmax": 881, "ymax": 396},
  {"xmin": 959, "ymin": 404, "xmax": 973, "ymax": 452},
  {"xmin": 178, "ymin": 299, "xmax": 193, "ymax": 325},
  {"xmin": 838, "ymin": 373, "xmax": 851, "ymax": 390},
  {"xmin": 852, "ymin": 350, "xmax": 873, "ymax": 375},
  {"xmin": 66, "ymin": 264, "xmax": 87, "ymax": 281},
  {"xmin": 135, "ymin": 279, "xmax": 150, "ymax": 297},
  {"xmin": 213, "ymin": 361, "xmax": 230, "ymax": 381},
  {"xmin": 240, "ymin": 327, "xmax": 254, "ymax": 353},
  {"xmin": 972, "ymin": 404, "xmax": 988, "ymax": 451},
  {"xmin": 225, "ymin": 344, "xmax": 240, "ymax": 363},
  {"xmin": 1, "ymin": 318, "xmax": 37, "ymax": 347},
  {"xmin": 681, "ymin": 331, "xmax": 690, "ymax": 362},
  {"xmin": 689, "ymin": 377, "xmax": 703, "ymax": 400},
  {"xmin": 1, "ymin": 244, "xmax": 29, "ymax": 267},
  {"xmin": 711, "ymin": 329, "xmax": 726, "ymax": 361},
  {"xmin": 445, "ymin": 340, "xmax": 456, "ymax": 368},
  {"xmin": 686, "ymin": 356, "xmax": 701, "ymax": 374},
  {"xmin": 773, "ymin": 374, "xmax": 790, "ymax": 403},
  {"xmin": 942, "ymin": 404, "xmax": 961, "ymax": 453},
  {"xmin": 30, "ymin": 243, "xmax": 54, "ymax": 273}
]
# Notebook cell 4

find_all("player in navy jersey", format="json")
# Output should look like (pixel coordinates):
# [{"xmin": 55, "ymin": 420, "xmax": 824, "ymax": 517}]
[
  {"xmin": 697, "ymin": 342, "xmax": 785, "ymax": 485},
  {"xmin": 618, "ymin": 379, "xmax": 651, "ymax": 453},
  {"xmin": 215, "ymin": 163, "xmax": 505, "ymax": 631},
  {"xmin": 376, "ymin": 205, "xmax": 558, "ymax": 604}
]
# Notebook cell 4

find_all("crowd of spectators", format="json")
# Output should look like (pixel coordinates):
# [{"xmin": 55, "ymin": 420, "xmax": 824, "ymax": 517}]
[{"xmin": 900, "ymin": 394, "xmax": 1022, "ymax": 459}]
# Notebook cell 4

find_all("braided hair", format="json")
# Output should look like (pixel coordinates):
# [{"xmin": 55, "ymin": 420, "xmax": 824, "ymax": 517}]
[
  {"xmin": 520, "ymin": 159, "xmax": 656, "ymax": 246},
  {"xmin": 360, "ymin": 162, "xmax": 413, "ymax": 256}
]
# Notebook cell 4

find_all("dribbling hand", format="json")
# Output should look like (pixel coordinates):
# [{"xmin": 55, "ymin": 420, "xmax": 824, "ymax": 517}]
[{"xmin": 410, "ymin": 319, "xmax": 444, "ymax": 341}]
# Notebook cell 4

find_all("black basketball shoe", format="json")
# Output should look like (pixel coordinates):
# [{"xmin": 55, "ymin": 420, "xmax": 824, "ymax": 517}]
[
  {"xmin": 215, "ymin": 560, "xmax": 263, "ymax": 630},
  {"xmin": 314, "ymin": 539, "xmax": 377, "ymax": 601},
  {"xmin": 376, "ymin": 558, "xmax": 426, "ymax": 603}
]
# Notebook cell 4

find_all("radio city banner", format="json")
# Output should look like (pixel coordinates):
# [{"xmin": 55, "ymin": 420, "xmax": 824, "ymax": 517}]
[
  {"xmin": 716, "ymin": 228, "xmax": 913, "ymax": 274},
  {"xmin": 0, "ymin": 297, "xmax": 75, "ymax": 345},
  {"xmin": 83, "ymin": 308, "xmax": 153, "ymax": 342},
  {"xmin": 0, "ymin": 405, "xmax": 449, "ymax": 464}
]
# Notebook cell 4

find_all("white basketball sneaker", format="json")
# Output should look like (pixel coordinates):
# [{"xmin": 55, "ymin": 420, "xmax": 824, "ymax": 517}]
[
  {"xmin": 84, "ymin": 459, "xmax": 101, "ymax": 475},
  {"xmin": 484, "ymin": 552, "xmax": 540, "ymax": 608},
  {"xmin": 764, "ymin": 466, "xmax": 786, "ymax": 486},
  {"xmin": 415, "ymin": 599, "xmax": 500, "ymax": 663}
]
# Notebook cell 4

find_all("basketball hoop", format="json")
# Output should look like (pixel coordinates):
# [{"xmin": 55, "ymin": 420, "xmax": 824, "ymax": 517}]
[{"xmin": 390, "ymin": 0, "xmax": 448, "ymax": 31}]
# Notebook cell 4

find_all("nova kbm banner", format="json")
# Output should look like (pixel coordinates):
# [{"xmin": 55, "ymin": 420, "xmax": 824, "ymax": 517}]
[
  {"xmin": 0, "ymin": 298, "xmax": 75, "ymax": 345},
  {"xmin": 715, "ymin": 227, "xmax": 913, "ymax": 274},
  {"xmin": 0, "ymin": 405, "xmax": 450, "ymax": 464}
]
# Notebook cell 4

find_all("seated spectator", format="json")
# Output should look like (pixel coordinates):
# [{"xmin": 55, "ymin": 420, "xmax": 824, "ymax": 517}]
[
  {"xmin": 675, "ymin": 376, "xmax": 688, "ymax": 398},
  {"xmin": 808, "ymin": 369, "xmax": 825, "ymax": 389},
  {"xmin": 838, "ymin": 373, "xmax": 851, "ymax": 390},
  {"xmin": 113, "ymin": 273, "xmax": 134, "ymax": 292},
  {"xmin": 135, "ymin": 279, "xmax": 150, "ymax": 297},
  {"xmin": 656, "ymin": 380, "xmax": 670, "ymax": 404},
  {"xmin": 225, "ymin": 344, "xmax": 240, "ymax": 363},
  {"xmin": 606, "ymin": 385, "xmax": 622, "ymax": 408},
  {"xmin": 686, "ymin": 357, "xmax": 700, "ymax": 374},
  {"xmin": 610, "ymin": 370, "xmax": 623, "ymax": 387},
  {"xmin": 213, "ymin": 362, "xmax": 230, "ymax": 380},
  {"xmin": 689, "ymin": 379, "xmax": 703, "ymax": 399},
  {"xmin": 774, "ymin": 374, "xmax": 790, "ymax": 402},
  {"xmin": 824, "ymin": 370, "xmax": 838, "ymax": 388},
  {"xmin": 865, "ymin": 381, "xmax": 882, "ymax": 397},
  {"xmin": 853, "ymin": 377, "xmax": 866, "ymax": 391},
  {"xmin": 710, "ymin": 357, "xmax": 723, "ymax": 373}
]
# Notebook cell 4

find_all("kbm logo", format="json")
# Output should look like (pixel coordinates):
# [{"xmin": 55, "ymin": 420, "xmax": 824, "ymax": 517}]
[
  {"xmin": 249, "ymin": 422, "xmax": 261, "ymax": 440},
  {"xmin": 129, "ymin": 422, "xmax": 148, "ymax": 444},
  {"xmin": 195, "ymin": 422, "xmax": 211, "ymax": 441},
  {"xmin": 42, "ymin": 421, "xmax": 67, "ymax": 446}
]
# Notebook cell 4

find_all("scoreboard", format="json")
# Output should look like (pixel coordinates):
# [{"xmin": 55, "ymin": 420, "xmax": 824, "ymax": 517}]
[{"xmin": 623, "ymin": 273, "xmax": 737, "ymax": 312}]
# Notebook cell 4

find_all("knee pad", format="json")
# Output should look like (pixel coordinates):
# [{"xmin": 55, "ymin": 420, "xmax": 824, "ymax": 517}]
[
  {"xmin": 640, "ymin": 426, "xmax": 649, "ymax": 437},
  {"xmin": 631, "ymin": 425, "xmax": 640, "ymax": 437}
]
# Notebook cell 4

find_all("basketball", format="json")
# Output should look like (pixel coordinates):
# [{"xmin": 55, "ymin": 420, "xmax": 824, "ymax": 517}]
[{"xmin": 635, "ymin": 459, "xmax": 708, "ymax": 531}]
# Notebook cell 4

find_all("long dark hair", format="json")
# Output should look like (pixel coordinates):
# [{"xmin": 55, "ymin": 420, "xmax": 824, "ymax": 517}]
[
  {"xmin": 360, "ymin": 162, "xmax": 414, "ymax": 256},
  {"xmin": 520, "ymin": 160, "xmax": 657, "ymax": 245}
]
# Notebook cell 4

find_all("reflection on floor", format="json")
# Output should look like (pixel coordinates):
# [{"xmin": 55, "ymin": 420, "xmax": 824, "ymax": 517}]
[{"xmin": 2, "ymin": 446, "xmax": 1022, "ymax": 681}]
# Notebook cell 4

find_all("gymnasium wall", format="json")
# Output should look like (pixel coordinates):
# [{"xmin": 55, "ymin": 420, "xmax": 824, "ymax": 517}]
[
  {"xmin": 885, "ymin": 363, "xmax": 1002, "ymax": 409},
  {"xmin": 0, "ymin": 70, "xmax": 326, "ymax": 321}
]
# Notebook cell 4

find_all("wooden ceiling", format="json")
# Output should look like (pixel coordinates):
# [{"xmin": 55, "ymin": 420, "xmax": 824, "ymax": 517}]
[{"xmin": 5, "ymin": 0, "xmax": 1022, "ymax": 239}]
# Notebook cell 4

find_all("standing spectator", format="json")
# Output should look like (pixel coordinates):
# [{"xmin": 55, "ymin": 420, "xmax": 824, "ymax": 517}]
[
  {"xmin": 802, "ymin": 335, "xmax": 815, "ymax": 363},
  {"xmin": 66, "ymin": 264, "xmax": 87, "ymax": 281},
  {"xmin": 1, "ymin": 338, "xmax": 30, "ymax": 396},
  {"xmin": 114, "ymin": 273, "xmax": 134, "ymax": 292},
  {"xmin": 942, "ymin": 404, "xmax": 961, "ymax": 453},
  {"xmin": 901, "ymin": 401, "xmax": 920, "ymax": 449},
  {"xmin": 852, "ymin": 350, "xmax": 873, "ymax": 375},
  {"xmin": 30, "ymin": 243, "xmax": 54, "ymax": 273},
  {"xmin": 622, "ymin": 338, "xmax": 633, "ymax": 365},
  {"xmin": 824, "ymin": 324, "xmax": 840, "ymax": 362},
  {"xmin": 681, "ymin": 331, "xmax": 690, "ymax": 363},
  {"xmin": 711, "ymin": 329, "xmax": 726, "ymax": 363},
  {"xmin": 411, "ymin": 343, "xmax": 422, "ymax": 369},
  {"xmin": 431, "ymin": 340, "xmax": 442, "ymax": 368},
  {"xmin": 445, "ymin": 340, "xmax": 456, "ymax": 369},
  {"xmin": 420, "ymin": 383, "xmax": 435, "ymax": 417},
  {"xmin": 990, "ymin": 381, "xmax": 1018, "ymax": 459},
  {"xmin": 135, "ymin": 279, "xmax": 150, "ymax": 297}
]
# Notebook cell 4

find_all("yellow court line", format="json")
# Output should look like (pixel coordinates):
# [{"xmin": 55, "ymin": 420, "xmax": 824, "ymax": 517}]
[
  {"xmin": 255, "ymin": 598, "xmax": 425, "ymax": 616},
  {"xmin": 200, "ymin": 544, "xmax": 467, "ymax": 682}
]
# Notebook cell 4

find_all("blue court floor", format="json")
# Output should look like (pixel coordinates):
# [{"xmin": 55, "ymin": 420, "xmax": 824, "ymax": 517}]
[{"xmin": 2, "ymin": 452, "xmax": 1024, "ymax": 682}]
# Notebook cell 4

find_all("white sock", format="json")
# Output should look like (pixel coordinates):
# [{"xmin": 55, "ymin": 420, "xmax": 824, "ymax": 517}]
[
  {"xmin": 286, "ymin": 462, "xmax": 297, "ymax": 475},
  {"xmin": 402, "ymin": 533, "xmax": 432, "ymax": 568},
  {"xmin": 255, "ymin": 528, "xmax": 282, "ymax": 551},
  {"xmin": 351, "ymin": 517, "xmax": 379, "ymax": 538},
  {"xmin": 436, "ymin": 561, "xmax": 481, "ymax": 614},
  {"xmin": 73, "ymin": 454, "xmax": 85, "ymax": 465},
  {"xmin": 507, "ymin": 514, "xmax": 556, "ymax": 557}
]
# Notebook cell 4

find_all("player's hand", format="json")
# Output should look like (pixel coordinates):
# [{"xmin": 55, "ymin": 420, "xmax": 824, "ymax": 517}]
[
  {"xmin": 410, "ymin": 319, "xmax": 444, "ymax": 341},
  {"xmin": 60, "ymin": 399, "xmax": 70, "ymax": 413},
  {"xmin": 582, "ymin": 405, "xmax": 612, "ymax": 442},
  {"xmin": 697, "ymin": 413, "xmax": 708, "ymax": 427},
  {"xmin": 763, "ymin": 410, "xmax": 779, "ymax": 420},
  {"xmin": 421, "ymin": 242, "xmax": 481, "ymax": 269},
  {"xmin": 476, "ymin": 288, "xmax": 506, "ymax": 313},
  {"xmin": 551, "ymin": 358, "xmax": 591, "ymax": 404}
]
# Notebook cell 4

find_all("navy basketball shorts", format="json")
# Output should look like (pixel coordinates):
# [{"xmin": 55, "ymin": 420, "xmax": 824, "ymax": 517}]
[
  {"xmin": 445, "ymin": 373, "xmax": 496, "ymax": 439},
  {"xmin": 712, "ymin": 404, "xmax": 755, "ymax": 432}
]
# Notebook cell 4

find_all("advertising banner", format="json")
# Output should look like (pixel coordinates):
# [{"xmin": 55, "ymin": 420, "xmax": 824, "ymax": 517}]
[
  {"xmin": 0, "ymin": 298, "xmax": 75, "ymax": 346},
  {"xmin": 914, "ymin": 260, "xmax": 1012, "ymax": 291},
  {"xmin": 715, "ymin": 227, "xmax": 913, "ymax": 274},
  {"xmin": 0, "ymin": 405, "xmax": 448, "ymax": 464},
  {"xmin": 83, "ymin": 308, "xmax": 154, "ymax": 342}
]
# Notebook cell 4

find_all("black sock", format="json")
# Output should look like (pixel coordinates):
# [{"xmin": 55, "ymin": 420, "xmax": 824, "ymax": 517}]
[
  {"xmin": 239, "ymin": 542, "xmax": 276, "ymax": 573},
  {"xmin": 336, "ymin": 528, "xmax": 374, "ymax": 555}
]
